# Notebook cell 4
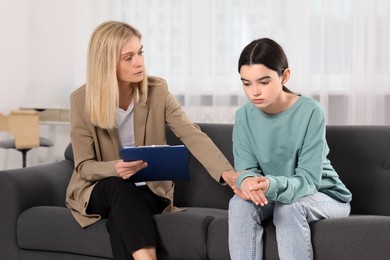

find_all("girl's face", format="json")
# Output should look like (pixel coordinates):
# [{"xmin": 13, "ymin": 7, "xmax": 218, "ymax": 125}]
[
  {"xmin": 240, "ymin": 64, "xmax": 289, "ymax": 114},
  {"xmin": 117, "ymin": 37, "xmax": 144, "ymax": 85}
]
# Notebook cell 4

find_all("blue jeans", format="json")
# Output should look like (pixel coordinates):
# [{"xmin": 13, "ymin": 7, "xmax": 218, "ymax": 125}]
[{"xmin": 228, "ymin": 192, "xmax": 351, "ymax": 260}]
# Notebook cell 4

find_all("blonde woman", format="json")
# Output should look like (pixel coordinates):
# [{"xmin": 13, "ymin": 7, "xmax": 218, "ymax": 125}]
[{"xmin": 66, "ymin": 21, "xmax": 241, "ymax": 260}]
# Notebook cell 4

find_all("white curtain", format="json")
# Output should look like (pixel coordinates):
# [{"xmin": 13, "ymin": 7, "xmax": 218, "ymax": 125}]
[{"xmin": 84, "ymin": 0, "xmax": 390, "ymax": 125}]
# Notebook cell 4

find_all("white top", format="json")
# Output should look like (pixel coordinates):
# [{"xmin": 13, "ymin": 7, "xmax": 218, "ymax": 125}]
[
  {"xmin": 116, "ymin": 100, "xmax": 146, "ymax": 186},
  {"xmin": 117, "ymin": 99, "xmax": 135, "ymax": 148}
]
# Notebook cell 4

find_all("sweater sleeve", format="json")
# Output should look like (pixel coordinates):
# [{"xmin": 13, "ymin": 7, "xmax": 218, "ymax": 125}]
[{"xmin": 233, "ymin": 109, "xmax": 263, "ymax": 188}]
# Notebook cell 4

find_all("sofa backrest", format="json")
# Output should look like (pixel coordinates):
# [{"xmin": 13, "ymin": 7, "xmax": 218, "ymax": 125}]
[
  {"xmin": 65, "ymin": 142, "xmax": 74, "ymax": 161},
  {"xmin": 166, "ymin": 123, "xmax": 234, "ymax": 210},
  {"xmin": 326, "ymin": 125, "xmax": 390, "ymax": 216},
  {"xmin": 63, "ymin": 123, "xmax": 235, "ymax": 210},
  {"xmin": 169, "ymin": 124, "xmax": 390, "ymax": 215},
  {"xmin": 64, "ymin": 124, "xmax": 390, "ymax": 215}
]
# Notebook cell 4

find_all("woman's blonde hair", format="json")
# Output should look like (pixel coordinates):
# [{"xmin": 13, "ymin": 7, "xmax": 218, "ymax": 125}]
[{"xmin": 85, "ymin": 21, "xmax": 148, "ymax": 129}]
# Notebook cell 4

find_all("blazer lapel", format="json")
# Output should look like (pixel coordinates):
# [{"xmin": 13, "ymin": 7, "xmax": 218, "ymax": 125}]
[{"xmin": 107, "ymin": 127, "xmax": 120, "ymax": 157}]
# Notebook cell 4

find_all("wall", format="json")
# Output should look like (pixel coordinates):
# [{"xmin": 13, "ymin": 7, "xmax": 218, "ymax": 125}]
[
  {"xmin": 1, "ymin": 0, "xmax": 388, "ymax": 169},
  {"xmin": 29, "ymin": 0, "xmax": 75, "ymax": 109},
  {"xmin": 0, "ymin": 0, "xmax": 124, "ymax": 170},
  {"xmin": 0, "ymin": 0, "xmax": 30, "ymax": 113},
  {"xmin": 0, "ymin": 0, "xmax": 77, "ymax": 169}
]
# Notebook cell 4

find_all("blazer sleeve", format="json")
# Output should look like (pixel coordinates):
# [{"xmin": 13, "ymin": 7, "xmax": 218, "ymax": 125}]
[{"xmin": 163, "ymin": 89, "xmax": 233, "ymax": 182}]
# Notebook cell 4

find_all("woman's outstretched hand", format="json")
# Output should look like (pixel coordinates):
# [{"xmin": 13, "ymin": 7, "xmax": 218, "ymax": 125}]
[{"xmin": 222, "ymin": 170, "xmax": 248, "ymax": 200}]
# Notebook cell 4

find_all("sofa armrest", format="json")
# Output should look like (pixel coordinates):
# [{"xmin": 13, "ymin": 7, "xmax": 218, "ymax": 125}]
[{"xmin": 0, "ymin": 160, "xmax": 73, "ymax": 258}]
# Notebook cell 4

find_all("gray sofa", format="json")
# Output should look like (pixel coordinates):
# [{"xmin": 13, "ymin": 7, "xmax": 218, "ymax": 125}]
[{"xmin": 1, "ymin": 123, "xmax": 390, "ymax": 260}]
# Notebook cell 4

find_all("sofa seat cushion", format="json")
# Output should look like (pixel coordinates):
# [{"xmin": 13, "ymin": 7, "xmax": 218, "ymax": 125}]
[
  {"xmin": 155, "ymin": 207, "xmax": 221, "ymax": 259},
  {"xmin": 312, "ymin": 215, "xmax": 390, "ymax": 260},
  {"xmin": 206, "ymin": 213, "xmax": 390, "ymax": 260},
  {"xmin": 17, "ymin": 206, "xmax": 225, "ymax": 259},
  {"xmin": 163, "ymin": 207, "xmax": 230, "ymax": 259},
  {"xmin": 17, "ymin": 206, "xmax": 112, "ymax": 258}
]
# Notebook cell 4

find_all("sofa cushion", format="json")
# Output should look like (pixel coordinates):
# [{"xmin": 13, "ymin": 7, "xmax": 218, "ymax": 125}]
[
  {"xmin": 207, "ymin": 213, "xmax": 390, "ymax": 260},
  {"xmin": 155, "ymin": 208, "xmax": 217, "ymax": 259},
  {"xmin": 167, "ymin": 124, "xmax": 235, "ymax": 210},
  {"xmin": 312, "ymin": 215, "xmax": 390, "ymax": 260},
  {"xmin": 17, "ymin": 206, "xmax": 224, "ymax": 259},
  {"xmin": 17, "ymin": 206, "xmax": 112, "ymax": 258},
  {"xmin": 207, "ymin": 214, "xmax": 230, "ymax": 260},
  {"xmin": 64, "ymin": 143, "xmax": 74, "ymax": 162},
  {"xmin": 326, "ymin": 125, "xmax": 390, "ymax": 215}
]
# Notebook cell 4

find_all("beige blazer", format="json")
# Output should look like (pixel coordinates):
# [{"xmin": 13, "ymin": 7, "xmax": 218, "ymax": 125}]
[{"xmin": 65, "ymin": 76, "xmax": 233, "ymax": 228}]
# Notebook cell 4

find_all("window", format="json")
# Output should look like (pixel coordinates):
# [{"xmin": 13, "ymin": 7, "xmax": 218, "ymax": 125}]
[{"xmin": 119, "ymin": 0, "xmax": 390, "ymax": 124}]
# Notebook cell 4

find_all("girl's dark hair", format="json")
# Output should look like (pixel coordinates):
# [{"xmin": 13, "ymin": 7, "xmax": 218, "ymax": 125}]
[
  {"xmin": 238, "ymin": 38, "xmax": 292, "ymax": 92},
  {"xmin": 239, "ymin": 38, "xmax": 289, "ymax": 75}
]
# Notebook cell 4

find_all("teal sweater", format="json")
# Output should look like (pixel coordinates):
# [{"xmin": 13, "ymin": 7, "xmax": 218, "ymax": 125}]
[{"xmin": 234, "ymin": 96, "xmax": 352, "ymax": 203}]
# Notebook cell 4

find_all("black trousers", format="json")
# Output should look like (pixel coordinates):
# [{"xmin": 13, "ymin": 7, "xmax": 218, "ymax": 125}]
[{"xmin": 87, "ymin": 177, "xmax": 167, "ymax": 260}]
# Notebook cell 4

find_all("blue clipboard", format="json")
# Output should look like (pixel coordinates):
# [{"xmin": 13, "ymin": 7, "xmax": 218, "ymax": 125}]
[{"xmin": 120, "ymin": 145, "xmax": 190, "ymax": 182}]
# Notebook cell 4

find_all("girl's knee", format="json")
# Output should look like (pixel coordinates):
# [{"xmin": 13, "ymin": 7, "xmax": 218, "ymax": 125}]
[
  {"xmin": 228, "ymin": 195, "xmax": 253, "ymax": 212},
  {"xmin": 228, "ymin": 195, "xmax": 261, "ymax": 222},
  {"xmin": 274, "ymin": 202, "xmax": 305, "ymax": 223},
  {"xmin": 229, "ymin": 195, "xmax": 242, "ymax": 208}
]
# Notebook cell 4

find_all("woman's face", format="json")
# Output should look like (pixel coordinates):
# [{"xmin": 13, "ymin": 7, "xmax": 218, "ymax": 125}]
[
  {"xmin": 240, "ymin": 64, "xmax": 288, "ymax": 114},
  {"xmin": 117, "ymin": 37, "xmax": 144, "ymax": 85}
]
